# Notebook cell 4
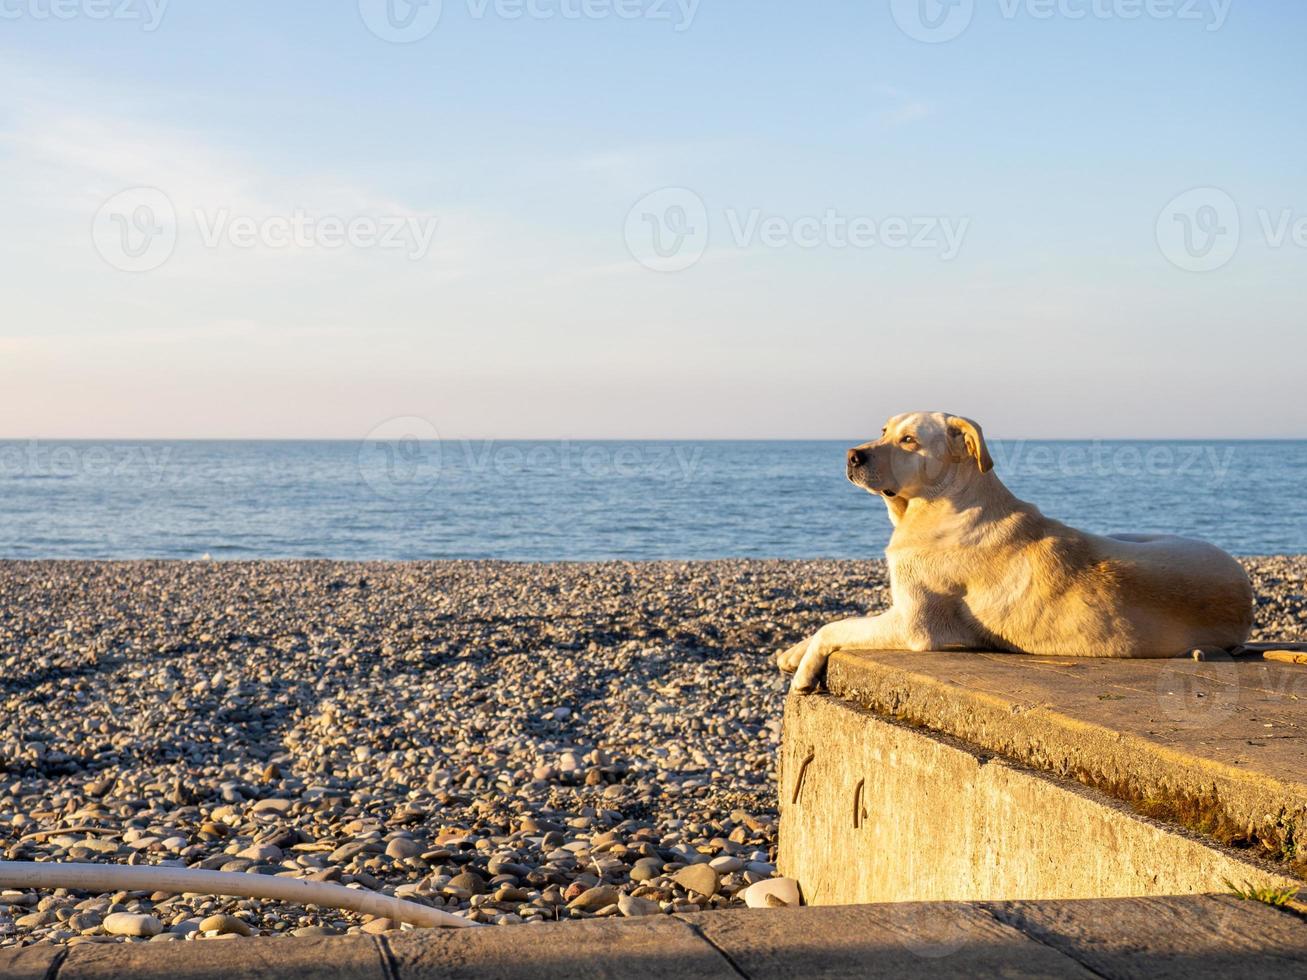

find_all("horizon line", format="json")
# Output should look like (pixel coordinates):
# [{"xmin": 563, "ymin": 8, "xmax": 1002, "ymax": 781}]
[{"xmin": 2, "ymin": 436, "xmax": 1305, "ymax": 443}]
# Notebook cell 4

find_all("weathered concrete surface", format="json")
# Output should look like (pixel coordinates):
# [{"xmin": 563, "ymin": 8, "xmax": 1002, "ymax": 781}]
[
  {"xmin": 387, "ymin": 916, "xmax": 732, "ymax": 979},
  {"xmin": 4, "ymin": 898, "xmax": 1305, "ymax": 978},
  {"xmin": 986, "ymin": 895, "xmax": 1307, "ymax": 979},
  {"xmin": 826, "ymin": 650, "xmax": 1307, "ymax": 870},
  {"xmin": 779, "ymin": 691, "xmax": 1302, "ymax": 905},
  {"xmin": 58, "ymin": 933, "xmax": 386, "ymax": 979},
  {"xmin": 685, "ymin": 903, "xmax": 1095, "ymax": 978},
  {"xmin": 0, "ymin": 943, "xmax": 63, "ymax": 980}
]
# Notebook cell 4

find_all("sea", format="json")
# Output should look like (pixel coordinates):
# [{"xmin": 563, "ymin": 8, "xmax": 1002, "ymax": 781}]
[{"xmin": 0, "ymin": 440, "xmax": 1303, "ymax": 560}]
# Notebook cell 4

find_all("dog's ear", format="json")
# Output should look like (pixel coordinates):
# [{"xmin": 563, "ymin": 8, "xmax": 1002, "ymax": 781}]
[{"xmin": 946, "ymin": 415, "xmax": 993, "ymax": 473}]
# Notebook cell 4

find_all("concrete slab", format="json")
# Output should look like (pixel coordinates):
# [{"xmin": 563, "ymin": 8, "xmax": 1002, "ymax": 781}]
[
  {"xmin": 0, "ymin": 944, "xmax": 64, "ymax": 980},
  {"xmin": 680, "ymin": 903, "xmax": 1095, "ymax": 978},
  {"xmin": 778, "ymin": 693, "xmax": 1299, "ymax": 905},
  {"xmin": 386, "ymin": 915, "xmax": 736, "ymax": 979},
  {"xmin": 825, "ymin": 650, "xmax": 1307, "ymax": 871},
  {"xmin": 986, "ymin": 895, "xmax": 1307, "ymax": 979},
  {"xmin": 2, "ymin": 899, "xmax": 1305, "ymax": 978},
  {"xmin": 58, "ymin": 934, "xmax": 386, "ymax": 980}
]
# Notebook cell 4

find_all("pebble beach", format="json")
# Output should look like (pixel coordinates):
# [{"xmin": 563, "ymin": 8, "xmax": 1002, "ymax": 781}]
[{"xmin": 2, "ymin": 557, "xmax": 1304, "ymax": 947}]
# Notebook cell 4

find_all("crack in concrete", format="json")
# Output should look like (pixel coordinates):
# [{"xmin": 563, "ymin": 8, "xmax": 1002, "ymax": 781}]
[
  {"xmin": 374, "ymin": 934, "xmax": 402, "ymax": 980},
  {"xmin": 978, "ymin": 905, "xmax": 1112, "ymax": 980},
  {"xmin": 43, "ymin": 947, "xmax": 67, "ymax": 980},
  {"xmin": 674, "ymin": 916, "xmax": 751, "ymax": 979}
]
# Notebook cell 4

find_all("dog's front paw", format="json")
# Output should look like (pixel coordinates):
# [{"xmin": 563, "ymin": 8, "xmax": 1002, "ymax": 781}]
[
  {"xmin": 776, "ymin": 638, "xmax": 809, "ymax": 674},
  {"xmin": 790, "ymin": 641, "xmax": 831, "ymax": 695}
]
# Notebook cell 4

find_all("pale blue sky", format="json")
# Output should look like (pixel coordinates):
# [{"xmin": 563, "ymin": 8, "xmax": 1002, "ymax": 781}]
[{"xmin": 1, "ymin": 0, "xmax": 1303, "ymax": 438}]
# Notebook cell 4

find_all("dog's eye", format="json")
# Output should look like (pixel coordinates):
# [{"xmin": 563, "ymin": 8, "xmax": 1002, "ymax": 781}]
[{"xmin": 900, "ymin": 435, "xmax": 916, "ymax": 445}]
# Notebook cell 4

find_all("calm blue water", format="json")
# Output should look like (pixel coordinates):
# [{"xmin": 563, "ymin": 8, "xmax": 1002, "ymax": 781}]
[{"xmin": 0, "ymin": 440, "xmax": 1303, "ymax": 559}]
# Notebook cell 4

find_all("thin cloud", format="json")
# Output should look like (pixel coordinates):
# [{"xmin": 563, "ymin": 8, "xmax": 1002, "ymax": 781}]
[{"xmin": 871, "ymin": 84, "xmax": 935, "ymax": 128}]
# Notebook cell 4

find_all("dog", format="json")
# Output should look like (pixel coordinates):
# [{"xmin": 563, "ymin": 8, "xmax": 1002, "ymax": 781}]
[{"xmin": 777, "ymin": 411, "xmax": 1254, "ymax": 694}]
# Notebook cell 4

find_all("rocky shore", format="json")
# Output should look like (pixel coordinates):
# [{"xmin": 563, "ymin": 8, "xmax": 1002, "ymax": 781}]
[{"xmin": 2, "ymin": 557, "xmax": 1304, "ymax": 947}]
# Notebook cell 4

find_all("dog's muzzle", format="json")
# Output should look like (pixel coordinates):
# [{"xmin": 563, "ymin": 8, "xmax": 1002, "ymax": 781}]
[
  {"xmin": 846, "ymin": 448, "xmax": 865, "ymax": 481},
  {"xmin": 847, "ymin": 448, "xmax": 896, "ymax": 496}
]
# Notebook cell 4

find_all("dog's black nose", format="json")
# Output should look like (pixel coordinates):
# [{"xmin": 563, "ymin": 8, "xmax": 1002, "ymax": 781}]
[{"xmin": 847, "ymin": 448, "xmax": 864, "ymax": 468}]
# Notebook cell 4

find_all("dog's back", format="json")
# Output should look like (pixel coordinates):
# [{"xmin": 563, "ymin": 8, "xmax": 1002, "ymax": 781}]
[
  {"xmin": 894, "ymin": 506, "xmax": 1255, "ymax": 659},
  {"xmin": 1085, "ymin": 531, "xmax": 1254, "ymax": 656}
]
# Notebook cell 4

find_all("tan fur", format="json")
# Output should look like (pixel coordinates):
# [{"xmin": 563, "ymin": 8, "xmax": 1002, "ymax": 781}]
[{"xmin": 778, "ymin": 411, "xmax": 1254, "ymax": 693}]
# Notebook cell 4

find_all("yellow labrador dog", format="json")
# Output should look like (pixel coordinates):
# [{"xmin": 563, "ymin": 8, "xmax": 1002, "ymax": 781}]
[{"xmin": 778, "ymin": 411, "xmax": 1254, "ymax": 694}]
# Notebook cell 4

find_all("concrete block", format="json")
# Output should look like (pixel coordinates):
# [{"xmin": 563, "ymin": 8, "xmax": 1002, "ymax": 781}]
[
  {"xmin": 779, "ymin": 692, "xmax": 1301, "ymax": 905},
  {"xmin": 823, "ymin": 649, "xmax": 1307, "ymax": 871}
]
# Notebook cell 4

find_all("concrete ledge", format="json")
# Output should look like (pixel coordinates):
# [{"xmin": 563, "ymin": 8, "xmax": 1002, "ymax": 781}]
[
  {"xmin": 386, "ymin": 916, "xmax": 729, "ymax": 979},
  {"xmin": 779, "ymin": 690, "xmax": 1301, "ymax": 905},
  {"xmin": 51, "ymin": 934, "xmax": 385, "ymax": 980},
  {"xmin": 0, "ymin": 944, "xmax": 61, "ymax": 980},
  {"xmin": 686, "ymin": 902, "xmax": 1092, "ymax": 978},
  {"xmin": 823, "ymin": 649, "xmax": 1307, "ymax": 871},
  {"xmin": 3, "ymin": 898, "xmax": 1305, "ymax": 978},
  {"xmin": 986, "ymin": 895, "xmax": 1307, "ymax": 979}
]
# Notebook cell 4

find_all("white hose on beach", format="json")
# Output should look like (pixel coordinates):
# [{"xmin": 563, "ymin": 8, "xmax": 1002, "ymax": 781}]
[{"xmin": 0, "ymin": 860, "xmax": 477, "ymax": 929}]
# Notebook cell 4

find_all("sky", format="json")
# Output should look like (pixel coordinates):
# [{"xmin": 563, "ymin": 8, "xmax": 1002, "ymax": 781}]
[{"xmin": 1, "ymin": 0, "xmax": 1304, "ymax": 440}]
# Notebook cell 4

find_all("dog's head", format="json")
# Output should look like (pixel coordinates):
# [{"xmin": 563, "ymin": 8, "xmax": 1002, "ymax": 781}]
[{"xmin": 846, "ymin": 411, "xmax": 993, "ymax": 501}]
